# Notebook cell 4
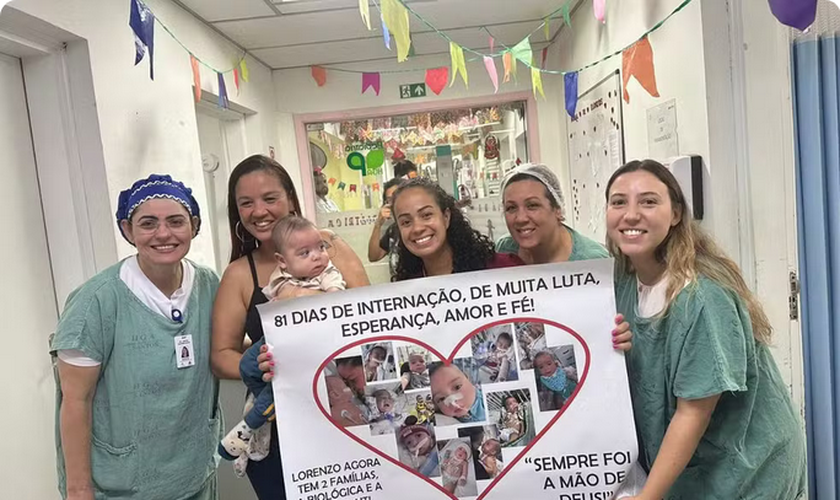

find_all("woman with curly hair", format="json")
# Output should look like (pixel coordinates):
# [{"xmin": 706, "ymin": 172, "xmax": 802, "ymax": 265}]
[{"xmin": 390, "ymin": 178, "xmax": 522, "ymax": 281}]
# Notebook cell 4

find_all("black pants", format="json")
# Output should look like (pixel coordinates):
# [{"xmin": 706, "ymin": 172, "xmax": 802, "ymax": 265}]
[{"xmin": 246, "ymin": 425, "xmax": 286, "ymax": 499}]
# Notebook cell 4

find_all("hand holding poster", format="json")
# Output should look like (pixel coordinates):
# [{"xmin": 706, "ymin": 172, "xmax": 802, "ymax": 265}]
[{"xmin": 263, "ymin": 259, "xmax": 638, "ymax": 500}]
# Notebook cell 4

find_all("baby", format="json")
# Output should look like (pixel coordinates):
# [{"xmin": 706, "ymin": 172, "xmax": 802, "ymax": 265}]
[
  {"xmin": 534, "ymin": 351, "xmax": 578, "ymax": 407},
  {"xmin": 364, "ymin": 345, "xmax": 389, "ymax": 382},
  {"xmin": 440, "ymin": 441, "xmax": 471, "ymax": 493},
  {"xmin": 430, "ymin": 362, "xmax": 486, "ymax": 424},
  {"xmin": 219, "ymin": 216, "xmax": 345, "ymax": 460},
  {"xmin": 479, "ymin": 438, "xmax": 503, "ymax": 478},
  {"xmin": 398, "ymin": 420, "xmax": 439, "ymax": 477},
  {"xmin": 401, "ymin": 352, "xmax": 430, "ymax": 390},
  {"xmin": 369, "ymin": 389, "xmax": 404, "ymax": 435},
  {"xmin": 481, "ymin": 332, "xmax": 513, "ymax": 382},
  {"xmin": 499, "ymin": 396, "xmax": 523, "ymax": 443},
  {"xmin": 518, "ymin": 323, "xmax": 547, "ymax": 369}
]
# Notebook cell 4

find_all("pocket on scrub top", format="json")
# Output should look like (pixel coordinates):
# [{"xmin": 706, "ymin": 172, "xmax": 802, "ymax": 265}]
[{"xmin": 91, "ymin": 435, "xmax": 138, "ymax": 495}]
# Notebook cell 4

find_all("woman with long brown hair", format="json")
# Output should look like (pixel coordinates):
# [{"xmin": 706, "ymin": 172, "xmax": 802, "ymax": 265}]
[
  {"xmin": 606, "ymin": 159, "xmax": 805, "ymax": 499},
  {"xmin": 210, "ymin": 155, "xmax": 368, "ymax": 499}
]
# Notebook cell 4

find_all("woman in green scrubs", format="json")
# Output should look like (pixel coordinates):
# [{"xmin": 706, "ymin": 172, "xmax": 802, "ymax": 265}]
[
  {"xmin": 605, "ymin": 160, "xmax": 805, "ymax": 499},
  {"xmin": 51, "ymin": 175, "xmax": 221, "ymax": 500}
]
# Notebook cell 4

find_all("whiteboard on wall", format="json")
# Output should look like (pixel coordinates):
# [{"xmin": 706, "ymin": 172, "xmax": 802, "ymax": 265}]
[{"xmin": 566, "ymin": 70, "xmax": 625, "ymax": 245}]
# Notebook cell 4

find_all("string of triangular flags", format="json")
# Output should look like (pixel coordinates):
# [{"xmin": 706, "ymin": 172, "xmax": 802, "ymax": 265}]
[
  {"xmin": 310, "ymin": 0, "xmax": 692, "ymax": 110},
  {"xmin": 129, "ymin": 0, "xmax": 250, "ymax": 109}
]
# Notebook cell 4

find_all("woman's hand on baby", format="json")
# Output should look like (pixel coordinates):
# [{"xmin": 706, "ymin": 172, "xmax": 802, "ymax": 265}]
[
  {"xmin": 612, "ymin": 314, "xmax": 633, "ymax": 352},
  {"xmin": 257, "ymin": 343, "xmax": 275, "ymax": 382}
]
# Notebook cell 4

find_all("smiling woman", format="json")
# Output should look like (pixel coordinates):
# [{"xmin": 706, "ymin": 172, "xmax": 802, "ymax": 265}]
[
  {"xmin": 210, "ymin": 154, "xmax": 369, "ymax": 500},
  {"xmin": 50, "ymin": 174, "xmax": 221, "ymax": 500},
  {"xmin": 390, "ymin": 177, "xmax": 523, "ymax": 281}
]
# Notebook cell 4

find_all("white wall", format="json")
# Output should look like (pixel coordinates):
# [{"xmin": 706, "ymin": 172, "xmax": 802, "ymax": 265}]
[
  {"xmin": 8, "ymin": 0, "xmax": 278, "ymax": 269},
  {"xmin": 271, "ymin": 47, "xmax": 566, "ymax": 205},
  {"xmin": 555, "ymin": 0, "xmax": 733, "ymax": 251},
  {"xmin": 557, "ymin": 0, "xmax": 805, "ymax": 411}
]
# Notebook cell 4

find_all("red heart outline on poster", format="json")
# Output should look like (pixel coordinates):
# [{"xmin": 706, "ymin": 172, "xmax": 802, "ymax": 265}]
[{"xmin": 312, "ymin": 317, "xmax": 591, "ymax": 500}]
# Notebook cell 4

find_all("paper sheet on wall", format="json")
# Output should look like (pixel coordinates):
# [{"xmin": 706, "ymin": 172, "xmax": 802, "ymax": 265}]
[
  {"xmin": 646, "ymin": 99, "xmax": 679, "ymax": 160},
  {"xmin": 317, "ymin": 209, "xmax": 390, "ymax": 285},
  {"xmin": 566, "ymin": 72, "xmax": 625, "ymax": 245},
  {"xmin": 262, "ymin": 259, "xmax": 639, "ymax": 500}
]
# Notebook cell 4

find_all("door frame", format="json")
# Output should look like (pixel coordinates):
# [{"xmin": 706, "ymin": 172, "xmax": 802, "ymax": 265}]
[{"xmin": 0, "ymin": 7, "xmax": 113, "ymax": 310}]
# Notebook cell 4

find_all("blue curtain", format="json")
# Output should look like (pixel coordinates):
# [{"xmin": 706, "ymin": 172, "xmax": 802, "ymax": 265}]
[{"xmin": 793, "ymin": 36, "xmax": 840, "ymax": 499}]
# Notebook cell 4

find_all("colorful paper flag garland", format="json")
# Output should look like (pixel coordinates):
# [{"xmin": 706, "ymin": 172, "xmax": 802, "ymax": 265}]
[{"xmin": 127, "ymin": 0, "xmax": 251, "ymax": 109}]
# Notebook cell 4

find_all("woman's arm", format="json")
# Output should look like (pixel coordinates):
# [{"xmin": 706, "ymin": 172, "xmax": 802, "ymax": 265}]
[
  {"xmin": 631, "ymin": 395, "xmax": 720, "ymax": 500},
  {"xmin": 322, "ymin": 230, "xmax": 370, "ymax": 288},
  {"xmin": 211, "ymin": 261, "xmax": 249, "ymax": 380},
  {"xmin": 367, "ymin": 207, "xmax": 390, "ymax": 262},
  {"xmin": 58, "ymin": 360, "xmax": 100, "ymax": 500}
]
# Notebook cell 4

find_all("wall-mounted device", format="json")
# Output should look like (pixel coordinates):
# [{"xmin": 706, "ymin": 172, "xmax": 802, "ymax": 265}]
[{"xmin": 666, "ymin": 155, "xmax": 704, "ymax": 220}]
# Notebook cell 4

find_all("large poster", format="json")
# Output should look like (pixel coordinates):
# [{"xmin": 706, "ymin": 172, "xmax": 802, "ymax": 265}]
[{"xmin": 263, "ymin": 259, "xmax": 638, "ymax": 500}]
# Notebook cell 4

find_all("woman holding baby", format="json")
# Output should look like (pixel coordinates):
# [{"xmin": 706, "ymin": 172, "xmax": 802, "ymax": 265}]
[{"xmin": 210, "ymin": 155, "xmax": 369, "ymax": 499}]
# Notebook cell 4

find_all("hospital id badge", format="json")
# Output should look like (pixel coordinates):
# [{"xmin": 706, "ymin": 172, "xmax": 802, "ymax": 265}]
[{"xmin": 175, "ymin": 335, "xmax": 195, "ymax": 369}]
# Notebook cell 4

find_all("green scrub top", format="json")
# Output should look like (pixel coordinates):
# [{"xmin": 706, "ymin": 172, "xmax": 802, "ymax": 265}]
[
  {"xmin": 615, "ymin": 273, "xmax": 806, "ymax": 499},
  {"xmin": 51, "ymin": 260, "xmax": 222, "ymax": 500},
  {"xmin": 495, "ymin": 224, "xmax": 609, "ymax": 261}
]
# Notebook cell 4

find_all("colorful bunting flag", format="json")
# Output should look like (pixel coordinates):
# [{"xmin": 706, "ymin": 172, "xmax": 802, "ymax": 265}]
[
  {"xmin": 311, "ymin": 66, "xmax": 327, "ymax": 87},
  {"xmin": 338, "ymin": 182, "xmax": 347, "ymax": 190},
  {"xmin": 503, "ymin": 52, "xmax": 515, "ymax": 83},
  {"xmin": 565, "ymin": 72, "xmax": 579, "ymax": 118},
  {"xmin": 594, "ymin": 0, "xmax": 606, "ymax": 24},
  {"xmin": 190, "ymin": 55, "xmax": 201, "ymax": 103},
  {"xmin": 531, "ymin": 59, "xmax": 545, "ymax": 99},
  {"xmin": 349, "ymin": 184, "xmax": 358, "ymax": 193},
  {"xmin": 217, "ymin": 72, "xmax": 229, "ymax": 108},
  {"xmin": 129, "ymin": 0, "xmax": 155, "ymax": 80},
  {"xmin": 544, "ymin": 18, "xmax": 551, "ymax": 40},
  {"xmin": 382, "ymin": 0, "xmax": 411, "ymax": 62},
  {"xmin": 381, "ymin": 13, "xmax": 391, "ymax": 50},
  {"xmin": 622, "ymin": 36, "xmax": 660, "ymax": 103},
  {"xmin": 240, "ymin": 59, "xmax": 249, "ymax": 82},
  {"xmin": 359, "ymin": 0, "xmax": 371, "ymax": 30},
  {"xmin": 233, "ymin": 68, "xmax": 240, "ymax": 94},
  {"xmin": 362, "ymin": 72, "xmax": 381, "ymax": 95},
  {"xmin": 426, "ymin": 67, "xmax": 448, "ymax": 95},
  {"xmin": 510, "ymin": 37, "xmax": 532, "ymax": 67},
  {"xmin": 541, "ymin": 47, "xmax": 548, "ymax": 69},
  {"xmin": 328, "ymin": 177, "xmax": 337, "ymax": 186},
  {"xmin": 767, "ymin": 0, "xmax": 816, "ymax": 30},
  {"xmin": 373, "ymin": 183, "xmax": 380, "ymax": 191},
  {"xmin": 563, "ymin": 1, "xmax": 572, "ymax": 27},
  {"xmin": 483, "ymin": 56, "xmax": 498, "ymax": 93},
  {"xmin": 449, "ymin": 42, "xmax": 468, "ymax": 88},
  {"xmin": 490, "ymin": 36, "xmax": 495, "ymax": 54}
]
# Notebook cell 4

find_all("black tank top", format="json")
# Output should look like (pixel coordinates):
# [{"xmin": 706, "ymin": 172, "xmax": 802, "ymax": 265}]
[{"xmin": 245, "ymin": 252, "xmax": 269, "ymax": 343}]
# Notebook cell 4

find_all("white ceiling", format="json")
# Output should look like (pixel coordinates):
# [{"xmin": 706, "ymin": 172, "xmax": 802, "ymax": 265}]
[{"xmin": 173, "ymin": 0, "xmax": 581, "ymax": 69}]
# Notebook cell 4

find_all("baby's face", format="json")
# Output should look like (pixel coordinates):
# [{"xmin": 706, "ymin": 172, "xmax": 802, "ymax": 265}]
[
  {"xmin": 482, "ymin": 440, "xmax": 500, "ymax": 456},
  {"xmin": 277, "ymin": 227, "xmax": 328, "ymax": 280},
  {"xmin": 404, "ymin": 432, "xmax": 429, "ymax": 453},
  {"xmin": 376, "ymin": 394, "xmax": 394, "ymax": 412},
  {"xmin": 534, "ymin": 354, "xmax": 558, "ymax": 377},
  {"xmin": 454, "ymin": 447, "xmax": 468, "ymax": 461},
  {"xmin": 431, "ymin": 365, "xmax": 476, "ymax": 418},
  {"xmin": 496, "ymin": 337, "xmax": 511, "ymax": 351},
  {"xmin": 368, "ymin": 347, "xmax": 386, "ymax": 366},
  {"xmin": 409, "ymin": 355, "xmax": 427, "ymax": 373},
  {"xmin": 505, "ymin": 397, "xmax": 519, "ymax": 413},
  {"xmin": 336, "ymin": 361, "xmax": 365, "ymax": 391}
]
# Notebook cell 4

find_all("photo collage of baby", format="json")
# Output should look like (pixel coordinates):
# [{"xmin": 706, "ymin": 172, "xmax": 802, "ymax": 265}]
[{"xmin": 321, "ymin": 321, "xmax": 580, "ymax": 498}]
